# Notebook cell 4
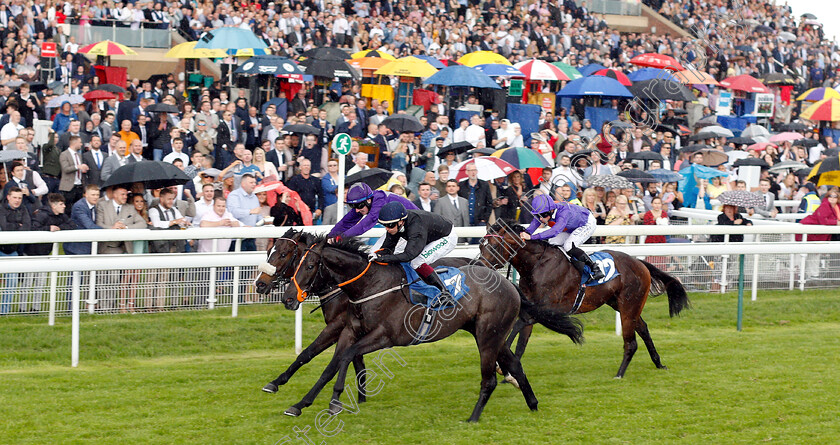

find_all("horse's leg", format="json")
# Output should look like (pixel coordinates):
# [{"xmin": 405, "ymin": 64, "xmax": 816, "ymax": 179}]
[
  {"xmin": 635, "ymin": 315, "xmax": 667, "ymax": 370},
  {"xmin": 615, "ymin": 312, "xmax": 638, "ymax": 379},
  {"xmin": 496, "ymin": 347, "xmax": 538, "ymax": 411},
  {"xmin": 468, "ymin": 317, "xmax": 511, "ymax": 423},
  {"xmin": 352, "ymin": 355, "xmax": 367, "ymax": 403},
  {"xmin": 513, "ymin": 324, "xmax": 534, "ymax": 359},
  {"xmin": 263, "ymin": 318, "xmax": 344, "ymax": 393},
  {"xmin": 284, "ymin": 328, "xmax": 357, "ymax": 417},
  {"xmin": 499, "ymin": 318, "xmax": 526, "ymax": 376},
  {"xmin": 327, "ymin": 326, "xmax": 393, "ymax": 415}
]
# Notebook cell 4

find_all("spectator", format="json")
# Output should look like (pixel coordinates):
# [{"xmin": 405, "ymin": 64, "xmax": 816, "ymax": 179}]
[
  {"xmin": 458, "ymin": 163, "xmax": 493, "ymax": 228},
  {"xmin": 750, "ymin": 178, "xmax": 778, "ymax": 218},
  {"xmin": 59, "ymin": 135, "xmax": 89, "ymax": 213},
  {"xmin": 199, "ymin": 196, "xmax": 244, "ymax": 252},
  {"xmin": 286, "ymin": 158, "xmax": 323, "ymax": 222},
  {"xmin": 434, "ymin": 179, "xmax": 469, "ymax": 227},
  {"xmin": 0, "ymin": 187, "xmax": 31, "ymax": 314},
  {"xmin": 23, "ymin": 194, "xmax": 76, "ymax": 312},
  {"xmin": 64, "ymin": 185, "xmax": 103, "ymax": 256},
  {"xmin": 252, "ymin": 147, "xmax": 279, "ymax": 182},
  {"xmin": 643, "ymin": 196, "xmax": 670, "ymax": 268},
  {"xmin": 148, "ymin": 187, "xmax": 188, "ymax": 310},
  {"xmin": 3, "ymin": 160, "xmax": 45, "ymax": 213},
  {"xmin": 226, "ymin": 173, "xmax": 260, "ymax": 251},
  {"xmin": 321, "ymin": 159, "xmax": 340, "ymax": 209},
  {"xmin": 100, "ymin": 140, "xmax": 128, "ymax": 183},
  {"xmin": 270, "ymin": 191, "xmax": 304, "ymax": 226},
  {"xmin": 413, "ymin": 182, "xmax": 435, "ymax": 212},
  {"xmin": 582, "ymin": 187, "xmax": 608, "ymax": 225},
  {"xmin": 82, "ymin": 135, "xmax": 108, "ymax": 187},
  {"xmin": 347, "ymin": 152, "xmax": 370, "ymax": 176},
  {"xmin": 605, "ymin": 195, "xmax": 639, "ymax": 244},
  {"xmin": 709, "ymin": 205, "xmax": 753, "ymax": 243},
  {"xmin": 797, "ymin": 190, "xmax": 840, "ymax": 277},
  {"xmin": 193, "ymin": 184, "xmax": 217, "ymax": 226}
]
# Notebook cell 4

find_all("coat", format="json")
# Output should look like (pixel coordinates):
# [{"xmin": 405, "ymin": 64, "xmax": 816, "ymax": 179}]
[
  {"xmin": 797, "ymin": 198, "xmax": 838, "ymax": 242},
  {"xmin": 95, "ymin": 200, "xmax": 148, "ymax": 253},
  {"xmin": 64, "ymin": 197, "xmax": 102, "ymax": 255},
  {"xmin": 26, "ymin": 205, "xmax": 76, "ymax": 255},
  {"xmin": 433, "ymin": 195, "xmax": 469, "ymax": 227},
  {"xmin": 457, "ymin": 178, "xmax": 493, "ymax": 225},
  {"xmin": 59, "ymin": 149, "xmax": 86, "ymax": 192}
]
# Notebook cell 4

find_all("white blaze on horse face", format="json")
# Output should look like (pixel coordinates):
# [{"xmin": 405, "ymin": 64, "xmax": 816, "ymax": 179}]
[{"xmin": 258, "ymin": 262, "xmax": 277, "ymax": 276}]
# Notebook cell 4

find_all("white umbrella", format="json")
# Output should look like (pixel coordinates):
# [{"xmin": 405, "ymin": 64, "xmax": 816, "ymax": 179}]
[
  {"xmin": 452, "ymin": 157, "xmax": 518, "ymax": 182},
  {"xmin": 696, "ymin": 125, "xmax": 734, "ymax": 138},
  {"xmin": 741, "ymin": 125, "xmax": 771, "ymax": 139}
]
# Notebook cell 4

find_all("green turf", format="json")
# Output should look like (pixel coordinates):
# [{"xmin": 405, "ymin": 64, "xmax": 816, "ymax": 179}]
[{"xmin": 1, "ymin": 289, "xmax": 839, "ymax": 444}]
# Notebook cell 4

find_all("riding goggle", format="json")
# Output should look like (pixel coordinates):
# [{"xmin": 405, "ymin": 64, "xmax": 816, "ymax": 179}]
[
  {"xmin": 349, "ymin": 201, "xmax": 369, "ymax": 210},
  {"xmin": 381, "ymin": 221, "xmax": 400, "ymax": 229},
  {"xmin": 538, "ymin": 211, "xmax": 553, "ymax": 219}
]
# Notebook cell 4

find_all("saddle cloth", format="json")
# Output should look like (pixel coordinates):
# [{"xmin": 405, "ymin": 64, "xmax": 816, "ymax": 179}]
[
  {"xmin": 580, "ymin": 251, "xmax": 621, "ymax": 287},
  {"xmin": 400, "ymin": 263, "xmax": 470, "ymax": 311}
]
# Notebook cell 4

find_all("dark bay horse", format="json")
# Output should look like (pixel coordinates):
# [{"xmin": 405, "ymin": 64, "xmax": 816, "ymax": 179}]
[
  {"xmin": 280, "ymin": 236, "xmax": 584, "ymax": 422},
  {"xmin": 253, "ymin": 229, "xmax": 470, "ymax": 399},
  {"xmin": 480, "ymin": 221, "xmax": 689, "ymax": 379}
]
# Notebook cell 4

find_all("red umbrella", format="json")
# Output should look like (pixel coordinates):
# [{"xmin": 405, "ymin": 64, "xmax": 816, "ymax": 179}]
[
  {"xmin": 720, "ymin": 74, "xmax": 770, "ymax": 93},
  {"xmin": 629, "ymin": 53, "xmax": 684, "ymax": 70},
  {"xmin": 83, "ymin": 90, "xmax": 116, "ymax": 101},
  {"xmin": 747, "ymin": 142, "xmax": 776, "ymax": 152},
  {"xmin": 592, "ymin": 68, "xmax": 632, "ymax": 86}
]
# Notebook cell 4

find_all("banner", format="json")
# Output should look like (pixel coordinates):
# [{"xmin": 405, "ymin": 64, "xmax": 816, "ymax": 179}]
[
  {"xmin": 754, "ymin": 93, "xmax": 774, "ymax": 117},
  {"xmin": 717, "ymin": 92, "xmax": 732, "ymax": 116}
]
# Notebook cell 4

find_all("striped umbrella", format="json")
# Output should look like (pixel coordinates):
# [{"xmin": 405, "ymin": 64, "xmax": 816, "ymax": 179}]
[
  {"xmin": 550, "ymin": 62, "xmax": 583, "ymax": 80},
  {"xmin": 78, "ymin": 40, "xmax": 137, "ymax": 56},
  {"xmin": 490, "ymin": 147, "xmax": 551, "ymax": 169},
  {"xmin": 592, "ymin": 68, "xmax": 632, "ymax": 86},
  {"xmin": 796, "ymin": 87, "xmax": 840, "ymax": 102},
  {"xmin": 629, "ymin": 53, "xmax": 684, "ymax": 70},
  {"xmin": 514, "ymin": 59, "xmax": 570, "ymax": 81},
  {"xmin": 452, "ymin": 157, "xmax": 518, "ymax": 182},
  {"xmin": 807, "ymin": 155, "xmax": 840, "ymax": 186},
  {"xmin": 800, "ymin": 98, "xmax": 840, "ymax": 122}
]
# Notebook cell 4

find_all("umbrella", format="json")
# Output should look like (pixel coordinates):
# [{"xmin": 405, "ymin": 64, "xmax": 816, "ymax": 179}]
[
  {"xmin": 746, "ymin": 142, "xmax": 777, "ymax": 152},
  {"xmin": 194, "ymin": 27, "xmax": 267, "ymax": 55},
  {"xmin": 457, "ymin": 51, "xmax": 511, "ymax": 67},
  {"xmin": 733, "ymin": 158, "xmax": 770, "ymax": 168},
  {"xmin": 629, "ymin": 79, "xmax": 696, "ymax": 101},
  {"xmin": 350, "ymin": 50, "xmax": 395, "ymax": 60},
  {"xmin": 647, "ymin": 168, "xmax": 684, "ymax": 183},
  {"xmin": 695, "ymin": 125, "xmax": 734, "ymax": 138},
  {"xmin": 491, "ymin": 147, "xmax": 551, "ymax": 169},
  {"xmin": 254, "ymin": 181, "xmax": 284, "ymax": 194},
  {"xmin": 145, "ymin": 103, "xmax": 180, "ymax": 114},
  {"xmin": 467, "ymin": 147, "xmax": 497, "ymax": 156},
  {"xmin": 23, "ymin": 82, "xmax": 47, "ymax": 93},
  {"xmin": 46, "ymin": 94, "xmax": 84, "ymax": 107},
  {"xmin": 437, "ymin": 141, "xmax": 474, "ymax": 158},
  {"xmin": 625, "ymin": 151, "xmax": 664, "ymax": 162},
  {"xmin": 768, "ymin": 161, "xmax": 809, "ymax": 173},
  {"xmin": 550, "ymin": 62, "xmax": 583, "ymax": 80},
  {"xmin": 578, "ymin": 63, "xmax": 607, "ymax": 77},
  {"xmin": 727, "ymin": 137, "xmax": 756, "ymax": 145},
  {"xmin": 778, "ymin": 122, "xmax": 810, "ymax": 132},
  {"xmin": 424, "ymin": 66, "xmax": 501, "ymax": 89},
  {"xmin": 717, "ymin": 190, "xmax": 766, "ymax": 207},
  {"xmin": 79, "ymin": 40, "xmax": 137, "ymax": 56},
  {"xmin": 0, "ymin": 151, "xmax": 29, "ymax": 163},
  {"xmin": 807, "ymin": 156, "xmax": 840, "ymax": 186},
  {"xmin": 346, "ymin": 168, "xmax": 393, "ymax": 189},
  {"xmin": 474, "ymin": 64, "xmax": 525, "ymax": 77},
  {"xmin": 587, "ymin": 174, "xmax": 633, "ymax": 189},
  {"xmin": 101, "ymin": 161, "xmax": 190, "ymax": 189},
  {"xmin": 282, "ymin": 124, "xmax": 320, "ymax": 135},
  {"xmin": 451, "ymin": 157, "xmax": 517, "ymax": 182},
  {"xmin": 627, "ymin": 68, "xmax": 677, "ymax": 82},
  {"xmin": 680, "ymin": 144, "xmax": 713, "ymax": 154},
  {"xmin": 759, "ymin": 72, "xmax": 797, "ymax": 85},
  {"xmin": 826, "ymin": 148, "xmax": 840, "ymax": 157},
  {"xmin": 374, "ymin": 57, "xmax": 438, "ymax": 78},
  {"xmin": 381, "ymin": 114, "xmax": 424, "ymax": 133},
  {"xmin": 83, "ymin": 90, "xmax": 116, "ymax": 101},
  {"xmin": 349, "ymin": 57, "xmax": 391, "ymax": 71},
  {"xmin": 298, "ymin": 57, "xmax": 359, "ymax": 79},
  {"xmin": 754, "ymin": 25, "xmax": 774, "ymax": 34},
  {"xmin": 769, "ymin": 132, "xmax": 804, "ymax": 143},
  {"xmin": 741, "ymin": 125, "xmax": 771, "ymax": 139},
  {"xmin": 557, "ymin": 76, "xmax": 633, "ymax": 98},
  {"xmin": 231, "ymin": 48, "xmax": 270, "ymax": 57},
  {"xmin": 777, "ymin": 31, "xmax": 797, "ymax": 42},
  {"xmin": 793, "ymin": 138, "xmax": 819, "ymax": 148},
  {"xmin": 409, "ymin": 55, "xmax": 446, "ymax": 70},
  {"xmin": 629, "ymin": 53, "xmax": 684, "ymax": 70},
  {"xmin": 513, "ymin": 59, "xmax": 570, "ymax": 81},
  {"xmin": 734, "ymin": 45, "xmax": 755, "ymax": 53},
  {"xmin": 609, "ymin": 120, "xmax": 634, "ymax": 130},
  {"xmin": 94, "ymin": 84, "xmax": 126, "ymax": 94},
  {"xmin": 234, "ymin": 56, "xmax": 303, "ymax": 78},
  {"xmin": 800, "ymin": 98, "xmax": 840, "ymax": 121},
  {"xmin": 697, "ymin": 149, "xmax": 729, "ymax": 166},
  {"xmin": 592, "ymin": 69, "xmax": 631, "ymax": 86},
  {"xmin": 164, "ymin": 41, "xmax": 227, "ymax": 59},
  {"xmin": 796, "ymin": 87, "xmax": 840, "ymax": 102},
  {"xmin": 47, "ymin": 81, "xmax": 64, "ymax": 91},
  {"xmin": 617, "ymin": 169, "xmax": 658, "ymax": 184},
  {"xmin": 801, "ymin": 13, "xmax": 817, "ymax": 19},
  {"xmin": 720, "ymin": 75, "xmax": 770, "ymax": 93},
  {"xmin": 301, "ymin": 47, "xmax": 350, "ymax": 61}
]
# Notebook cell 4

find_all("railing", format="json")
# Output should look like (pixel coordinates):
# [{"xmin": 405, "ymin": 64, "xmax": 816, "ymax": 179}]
[
  {"xmin": 574, "ymin": 0, "xmax": 642, "ymax": 16},
  {"xmin": 66, "ymin": 20, "xmax": 171, "ymax": 49}
]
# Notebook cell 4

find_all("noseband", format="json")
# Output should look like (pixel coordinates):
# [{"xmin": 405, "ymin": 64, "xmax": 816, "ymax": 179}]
[
  {"xmin": 262, "ymin": 237, "xmax": 300, "ymax": 287},
  {"xmin": 290, "ymin": 243, "xmax": 324, "ymax": 302}
]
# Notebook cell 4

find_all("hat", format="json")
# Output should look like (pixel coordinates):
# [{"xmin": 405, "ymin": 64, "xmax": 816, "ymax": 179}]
[
  {"xmin": 201, "ymin": 168, "xmax": 222, "ymax": 177},
  {"xmin": 804, "ymin": 183, "xmax": 817, "ymax": 192},
  {"xmin": 222, "ymin": 170, "xmax": 235, "ymax": 180}
]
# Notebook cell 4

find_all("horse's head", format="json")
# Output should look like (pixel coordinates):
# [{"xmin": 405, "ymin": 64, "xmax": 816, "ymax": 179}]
[
  {"xmin": 254, "ymin": 229, "xmax": 307, "ymax": 296},
  {"xmin": 281, "ymin": 238, "xmax": 327, "ymax": 311},
  {"xmin": 479, "ymin": 220, "xmax": 526, "ymax": 269}
]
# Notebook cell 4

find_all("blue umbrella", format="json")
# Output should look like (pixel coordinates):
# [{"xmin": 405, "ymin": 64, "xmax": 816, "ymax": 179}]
[
  {"xmin": 627, "ymin": 68, "xmax": 678, "ymax": 82},
  {"xmin": 424, "ymin": 65, "xmax": 501, "ymax": 89},
  {"xmin": 474, "ymin": 64, "xmax": 525, "ymax": 77},
  {"xmin": 647, "ymin": 168, "xmax": 684, "ymax": 183},
  {"xmin": 579, "ymin": 63, "xmax": 607, "ymax": 77},
  {"xmin": 556, "ymin": 76, "xmax": 633, "ymax": 98},
  {"xmin": 194, "ymin": 27, "xmax": 267, "ymax": 54},
  {"xmin": 235, "ymin": 55, "xmax": 303, "ymax": 76},
  {"xmin": 410, "ymin": 55, "xmax": 446, "ymax": 69}
]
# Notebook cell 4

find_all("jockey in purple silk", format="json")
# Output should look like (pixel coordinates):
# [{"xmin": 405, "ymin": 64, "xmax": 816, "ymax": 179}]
[{"xmin": 327, "ymin": 182, "xmax": 418, "ymax": 246}]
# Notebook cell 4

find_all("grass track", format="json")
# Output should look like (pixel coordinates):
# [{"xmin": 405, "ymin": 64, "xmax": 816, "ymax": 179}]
[{"xmin": 2, "ymin": 289, "xmax": 839, "ymax": 444}]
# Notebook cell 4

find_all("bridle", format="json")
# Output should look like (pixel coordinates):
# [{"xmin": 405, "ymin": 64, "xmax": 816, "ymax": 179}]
[
  {"xmin": 289, "ymin": 242, "xmax": 384, "ymax": 303},
  {"xmin": 480, "ymin": 232, "xmax": 521, "ymax": 269},
  {"xmin": 266, "ymin": 237, "xmax": 300, "ymax": 287}
]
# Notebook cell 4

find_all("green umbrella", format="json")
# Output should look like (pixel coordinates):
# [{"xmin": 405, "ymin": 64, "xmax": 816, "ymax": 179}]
[
  {"xmin": 551, "ymin": 62, "xmax": 583, "ymax": 80},
  {"xmin": 491, "ymin": 147, "xmax": 552, "ymax": 169}
]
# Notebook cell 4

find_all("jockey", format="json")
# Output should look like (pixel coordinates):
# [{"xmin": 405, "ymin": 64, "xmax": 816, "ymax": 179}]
[
  {"xmin": 328, "ymin": 182, "xmax": 418, "ymax": 247},
  {"xmin": 369, "ymin": 201, "xmax": 459, "ymax": 306},
  {"xmin": 520, "ymin": 194, "xmax": 605, "ymax": 281}
]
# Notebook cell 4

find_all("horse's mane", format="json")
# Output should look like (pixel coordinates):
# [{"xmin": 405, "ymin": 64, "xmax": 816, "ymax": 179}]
[
  {"xmin": 309, "ymin": 232, "xmax": 370, "ymax": 257},
  {"xmin": 488, "ymin": 220, "xmax": 554, "ymax": 249}
]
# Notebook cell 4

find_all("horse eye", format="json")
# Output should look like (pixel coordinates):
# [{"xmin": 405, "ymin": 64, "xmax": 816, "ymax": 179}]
[{"xmin": 307, "ymin": 264, "xmax": 314, "ymax": 270}]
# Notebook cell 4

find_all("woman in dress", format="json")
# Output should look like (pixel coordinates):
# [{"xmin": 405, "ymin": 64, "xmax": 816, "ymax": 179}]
[
  {"xmin": 252, "ymin": 147, "xmax": 279, "ymax": 182},
  {"xmin": 123, "ymin": 193, "xmax": 150, "ymax": 313},
  {"xmin": 604, "ymin": 194, "xmax": 639, "ymax": 244},
  {"xmin": 643, "ymin": 196, "xmax": 671, "ymax": 269}
]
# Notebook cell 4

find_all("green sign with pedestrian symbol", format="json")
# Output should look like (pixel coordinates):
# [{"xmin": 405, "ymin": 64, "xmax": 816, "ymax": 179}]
[{"xmin": 332, "ymin": 133, "xmax": 352, "ymax": 156}]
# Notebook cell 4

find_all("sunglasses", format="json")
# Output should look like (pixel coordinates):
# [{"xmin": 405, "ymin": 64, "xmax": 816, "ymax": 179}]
[
  {"xmin": 349, "ymin": 201, "xmax": 368, "ymax": 209},
  {"xmin": 538, "ymin": 211, "xmax": 553, "ymax": 219},
  {"xmin": 382, "ymin": 221, "xmax": 400, "ymax": 229}
]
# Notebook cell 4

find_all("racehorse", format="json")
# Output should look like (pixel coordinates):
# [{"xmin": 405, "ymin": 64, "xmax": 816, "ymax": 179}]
[
  {"xmin": 253, "ymin": 229, "xmax": 470, "ymax": 399},
  {"xmin": 279, "ymin": 235, "xmax": 583, "ymax": 422},
  {"xmin": 480, "ymin": 220, "xmax": 689, "ymax": 379}
]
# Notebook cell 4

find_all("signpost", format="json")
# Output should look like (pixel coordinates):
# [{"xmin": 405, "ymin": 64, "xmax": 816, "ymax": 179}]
[{"xmin": 331, "ymin": 133, "xmax": 352, "ymax": 220}]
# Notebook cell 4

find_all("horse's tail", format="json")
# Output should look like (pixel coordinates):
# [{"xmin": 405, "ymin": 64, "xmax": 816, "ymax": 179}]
[
  {"xmin": 516, "ymin": 285, "xmax": 584, "ymax": 344},
  {"xmin": 640, "ymin": 260, "xmax": 690, "ymax": 317}
]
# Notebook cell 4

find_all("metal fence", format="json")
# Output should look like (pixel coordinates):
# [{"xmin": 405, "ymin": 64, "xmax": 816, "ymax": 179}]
[{"xmin": 66, "ymin": 22, "xmax": 171, "ymax": 48}]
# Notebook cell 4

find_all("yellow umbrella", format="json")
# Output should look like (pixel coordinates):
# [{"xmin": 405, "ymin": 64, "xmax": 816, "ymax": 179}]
[
  {"xmin": 234, "ymin": 48, "xmax": 271, "ymax": 58},
  {"xmin": 165, "ymin": 41, "xmax": 227, "ymax": 59},
  {"xmin": 374, "ymin": 56, "xmax": 438, "ymax": 78},
  {"xmin": 457, "ymin": 51, "xmax": 511, "ymax": 67},
  {"xmin": 78, "ymin": 40, "xmax": 137, "ymax": 56},
  {"xmin": 351, "ymin": 50, "xmax": 396, "ymax": 60},
  {"xmin": 349, "ymin": 57, "xmax": 392, "ymax": 71},
  {"xmin": 800, "ymin": 98, "xmax": 840, "ymax": 121}
]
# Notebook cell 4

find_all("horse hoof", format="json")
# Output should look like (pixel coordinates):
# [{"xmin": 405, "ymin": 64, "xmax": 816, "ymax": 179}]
[
  {"xmin": 328, "ymin": 402, "xmax": 343, "ymax": 416},
  {"xmin": 504, "ymin": 375, "xmax": 520, "ymax": 389},
  {"xmin": 284, "ymin": 407, "xmax": 302, "ymax": 417},
  {"xmin": 357, "ymin": 396, "xmax": 366, "ymax": 404},
  {"xmin": 658, "ymin": 365, "xmax": 669, "ymax": 370},
  {"xmin": 614, "ymin": 376, "xmax": 623, "ymax": 380},
  {"xmin": 262, "ymin": 383, "xmax": 279, "ymax": 393},
  {"xmin": 495, "ymin": 364, "xmax": 504, "ymax": 376},
  {"xmin": 529, "ymin": 404, "xmax": 539, "ymax": 412}
]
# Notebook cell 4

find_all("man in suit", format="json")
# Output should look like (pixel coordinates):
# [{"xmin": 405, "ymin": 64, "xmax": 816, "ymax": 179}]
[
  {"xmin": 101, "ymin": 139, "xmax": 128, "ymax": 183},
  {"xmin": 95, "ymin": 185, "xmax": 147, "ymax": 310},
  {"xmin": 82, "ymin": 135, "xmax": 108, "ymax": 187},
  {"xmin": 57, "ymin": 120, "xmax": 90, "ymax": 152},
  {"xmin": 457, "ymin": 163, "xmax": 493, "ymax": 227},
  {"xmin": 266, "ymin": 138, "xmax": 295, "ymax": 182},
  {"xmin": 412, "ymin": 182, "xmax": 436, "ymax": 213},
  {"xmin": 215, "ymin": 109, "xmax": 241, "ymax": 168},
  {"xmin": 434, "ymin": 179, "xmax": 469, "ymax": 229},
  {"xmin": 59, "ymin": 135, "xmax": 89, "ymax": 214},
  {"xmin": 64, "ymin": 185, "xmax": 103, "ymax": 255},
  {"xmin": 133, "ymin": 115, "xmax": 153, "ymax": 159},
  {"xmin": 289, "ymin": 90, "xmax": 309, "ymax": 116},
  {"xmin": 751, "ymin": 178, "xmax": 778, "ymax": 218}
]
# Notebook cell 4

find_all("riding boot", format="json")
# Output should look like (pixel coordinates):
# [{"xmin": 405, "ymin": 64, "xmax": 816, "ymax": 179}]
[
  {"xmin": 579, "ymin": 252, "xmax": 605, "ymax": 281},
  {"xmin": 569, "ymin": 257, "xmax": 588, "ymax": 279},
  {"xmin": 422, "ymin": 272, "xmax": 455, "ymax": 308}
]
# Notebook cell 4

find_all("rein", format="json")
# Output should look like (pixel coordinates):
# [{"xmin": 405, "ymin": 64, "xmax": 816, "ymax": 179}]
[{"xmin": 289, "ymin": 242, "xmax": 387, "ymax": 303}]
